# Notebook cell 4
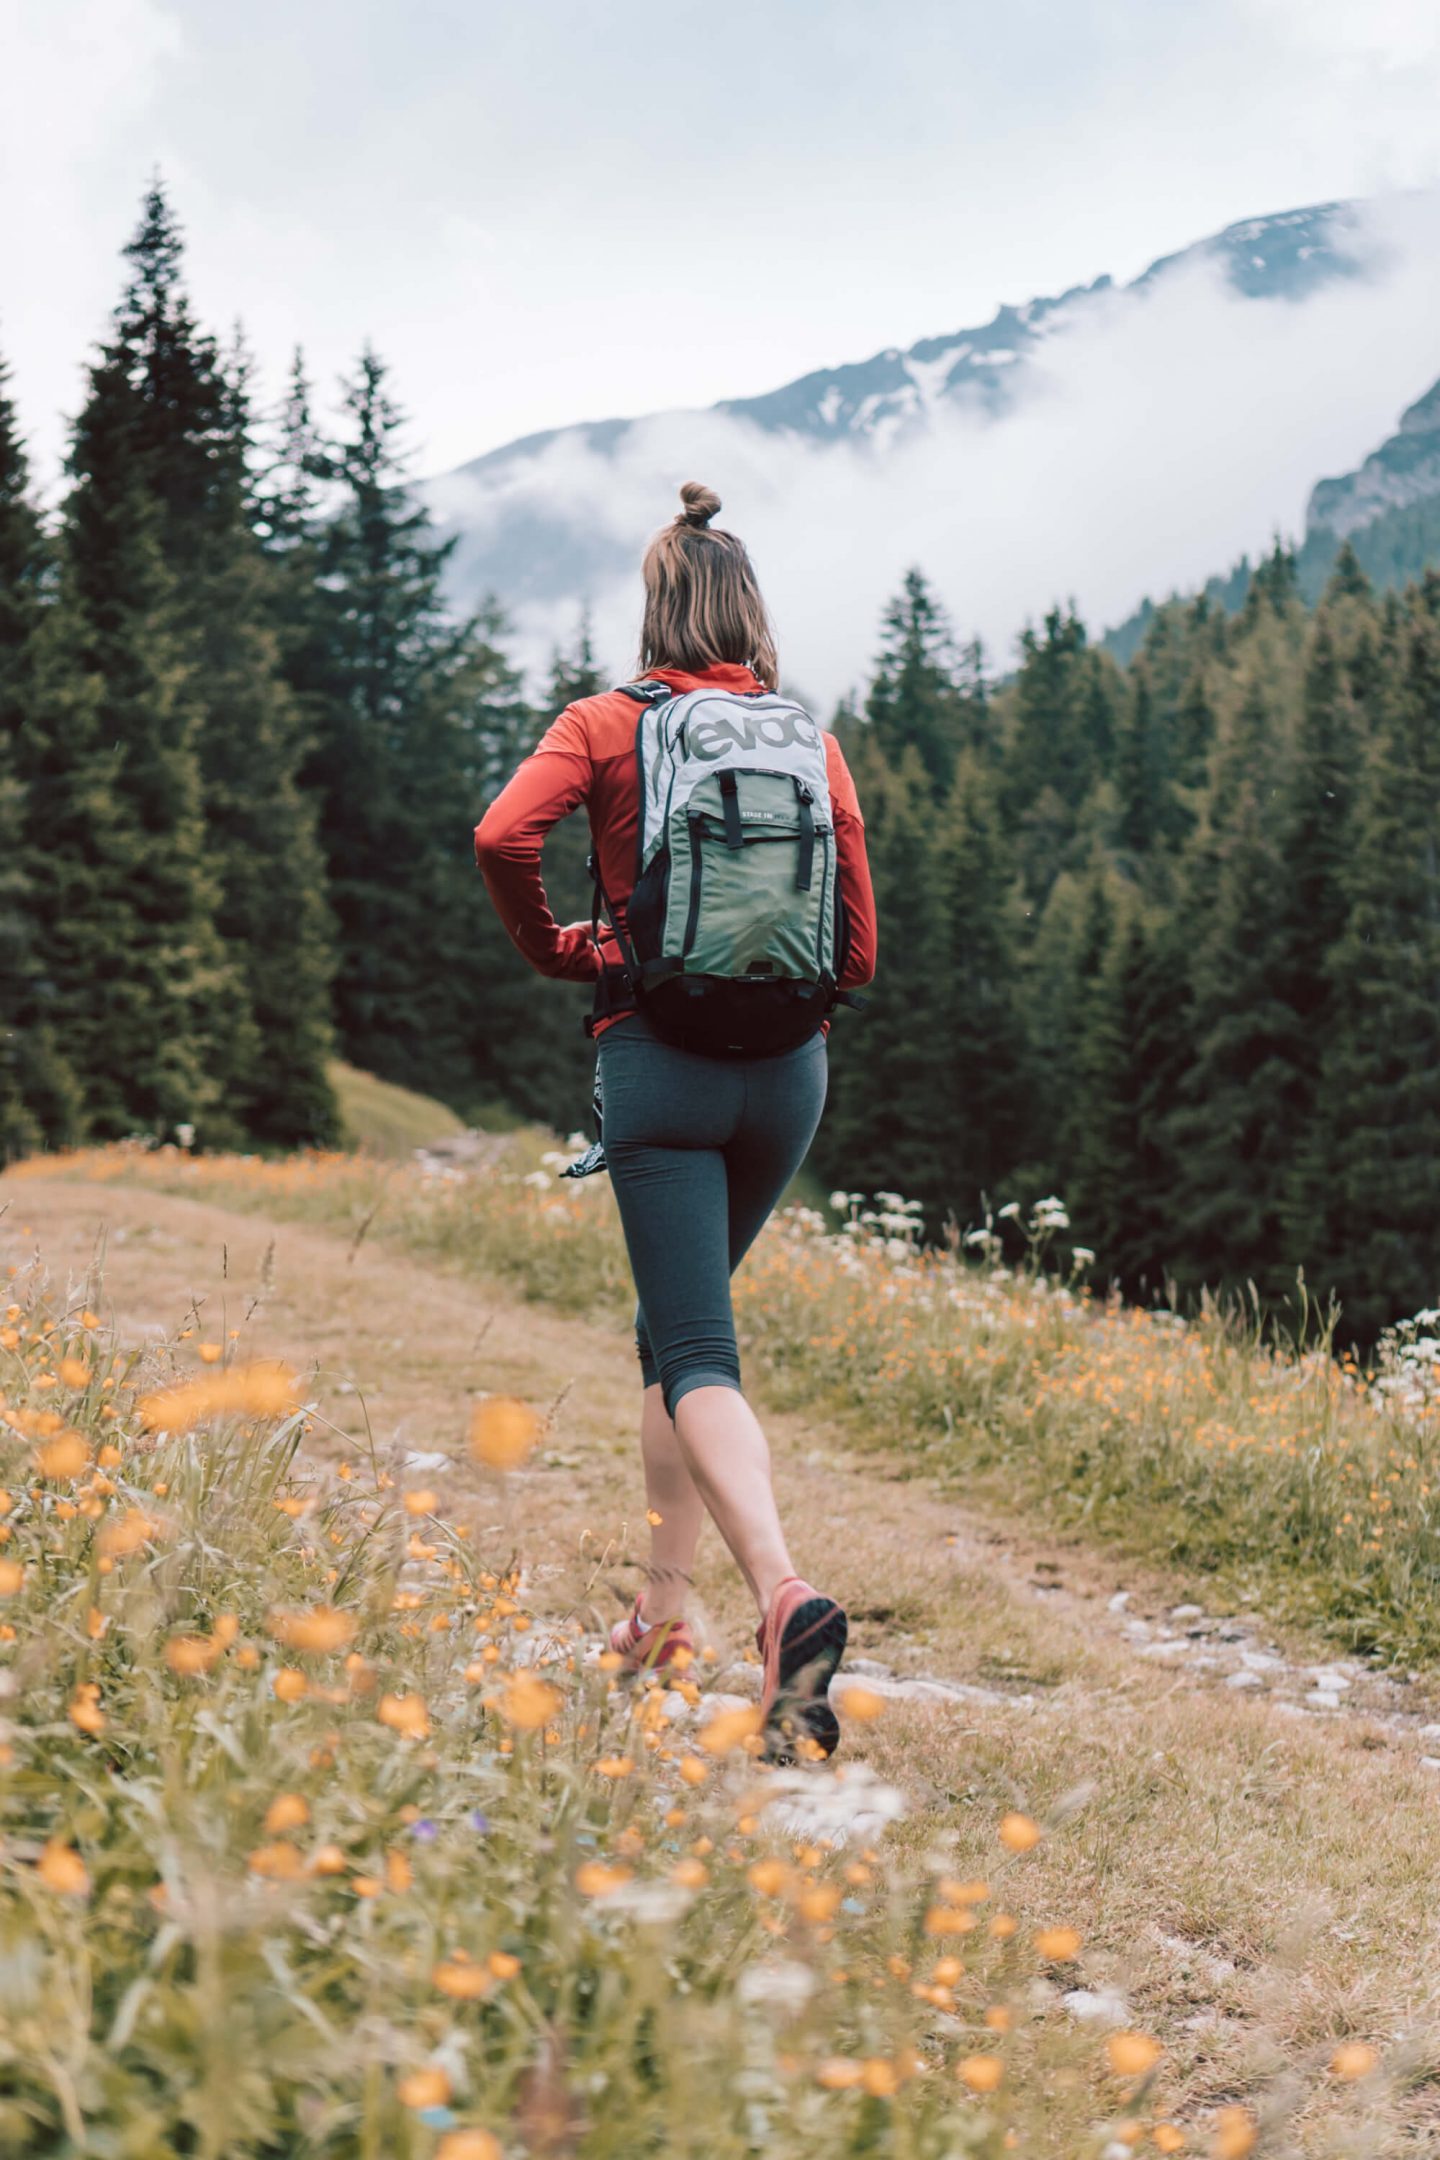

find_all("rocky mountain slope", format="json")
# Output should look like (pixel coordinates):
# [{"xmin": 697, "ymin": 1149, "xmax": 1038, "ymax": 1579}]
[
  {"xmin": 1106, "ymin": 368, "xmax": 1440, "ymax": 660},
  {"xmin": 419, "ymin": 195, "xmax": 1440, "ymax": 696},
  {"xmin": 1307, "ymin": 373, "xmax": 1440, "ymax": 541}
]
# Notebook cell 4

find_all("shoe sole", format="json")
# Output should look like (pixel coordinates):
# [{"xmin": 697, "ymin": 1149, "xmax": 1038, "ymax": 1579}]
[{"xmin": 765, "ymin": 1596, "xmax": 848, "ymax": 1764}]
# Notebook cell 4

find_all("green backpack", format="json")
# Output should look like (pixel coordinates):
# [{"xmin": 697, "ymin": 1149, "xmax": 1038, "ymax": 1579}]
[{"xmin": 590, "ymin": 680, "xmax": 860, "ymax": 1057}]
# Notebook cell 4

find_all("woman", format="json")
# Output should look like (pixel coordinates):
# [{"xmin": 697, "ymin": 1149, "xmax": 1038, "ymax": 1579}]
[{"xmin": 475, "ymin": 482, "xmax": 877, "ymax": 1761}]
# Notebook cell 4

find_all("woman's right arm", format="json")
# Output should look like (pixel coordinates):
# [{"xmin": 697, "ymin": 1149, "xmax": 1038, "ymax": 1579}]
[{"xmin": 474, "ymin": 707, "xmax": 601, "ymax": 982}]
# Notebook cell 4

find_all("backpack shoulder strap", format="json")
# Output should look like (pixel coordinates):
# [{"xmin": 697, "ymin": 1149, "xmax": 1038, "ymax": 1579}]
[{"xmin": 615, "ymin": 679, "xmax": 674, "ymax": 705}]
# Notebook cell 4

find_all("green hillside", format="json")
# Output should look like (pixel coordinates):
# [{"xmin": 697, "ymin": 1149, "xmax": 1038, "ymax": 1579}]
[{"xmin": 328, "ymin": 1062, "xmax": 468, "ymax": 1157}]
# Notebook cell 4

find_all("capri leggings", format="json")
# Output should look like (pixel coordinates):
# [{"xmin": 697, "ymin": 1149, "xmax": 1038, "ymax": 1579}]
[{"xmin": 595, "ymin": 1014, "xmax": 828, "ymax": 1417}]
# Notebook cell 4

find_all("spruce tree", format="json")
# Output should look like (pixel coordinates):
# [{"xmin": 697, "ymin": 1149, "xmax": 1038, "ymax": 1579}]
[
  {"xmin": 1004, "ymin": 609, "xmax": 1122, "ymax": 903},
  {"xmin": 193, "ymin": 346, "xmax": 337, "ymax": 1144},
  {"xmin": 1163, "ymin": 642, "xmax": 1301, "ymax": 1302},
  {"xmin": 299, "ymin": 347, "xmax": 587, "ymax": 1118},
  {"xmin": 1065, "ymin": 891, "xmax": 1185, "ymax": 1293},
  {"xmin": 106, "ymin": 189, "xmax": 337, "ymax": 1145},
  {"xmin": 1111, "ymin": 662, "xmax": 1178, "ymax": 868},
  {"xmin": 865, "ymin": 570, "xmax": 969, "ymax": 790},
  {"xmin": 0, "ymin": 350, "xmax": 82, "ymax": 1156},
  {"xmin": 1322, "ymin": 582, "xmax": 1440, "ymax": 1336},
  {"xmin": 45, "ymin": 274, "xmax": 227, "ymax": 1140},
  {"xmin": 547, "ymin": 607, "xmax": 604, "ymax": 711},
  {"xmin": 929, "ymin": 755, "xmax": 1030, "ymax": 1222},
  {"xmin": 1022, "ymin": 852, "xmax": 1116, "ymax": 1199},
  {"xmin": 813, "ymin": 730, "xmax": 948, "ymax": 1213},
  {"xmin": 1278, "ymin": 591, "xmax": 1371, "ymax": 1292}
]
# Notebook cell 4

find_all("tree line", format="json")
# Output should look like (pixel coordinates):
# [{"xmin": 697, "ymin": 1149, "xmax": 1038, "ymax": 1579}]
[
  {"xmin": 0, "ymin": 184, "xmax": 602, "ymax": 1165},
  {"xmin": 3, "ymin": 186, "xmax": 1439, "ymax": 1339},
  {"xmin": 820, "ymin": 553, "xmax": 1440, "ymax": 1341}
]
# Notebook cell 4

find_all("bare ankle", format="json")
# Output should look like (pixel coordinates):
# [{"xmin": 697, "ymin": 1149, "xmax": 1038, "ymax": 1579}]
[{"xmin": 640, "ymin": 1572, "xmax": 690, "ymax": 1627}]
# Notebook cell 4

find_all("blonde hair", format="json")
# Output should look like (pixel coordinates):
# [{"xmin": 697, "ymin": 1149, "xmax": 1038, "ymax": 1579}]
[{"xmin": 637, "ymin": 482, "xmax": 778, "ymax": 690}]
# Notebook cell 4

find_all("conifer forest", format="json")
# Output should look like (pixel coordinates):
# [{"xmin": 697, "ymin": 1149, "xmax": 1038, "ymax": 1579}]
[{"xmin": 5, "ymin": 186, "xmax": 1440, "ymax": 1344}]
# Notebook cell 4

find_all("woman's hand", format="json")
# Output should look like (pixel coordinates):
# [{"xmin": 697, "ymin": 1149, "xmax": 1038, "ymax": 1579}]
[{"xmin": 551, "ymin": 922, "xmax": 602, "ymax": 982}]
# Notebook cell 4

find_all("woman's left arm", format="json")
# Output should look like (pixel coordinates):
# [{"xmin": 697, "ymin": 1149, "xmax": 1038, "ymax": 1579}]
[
  {"xmin": 474, "ymin": 709, "xmax": 601, "ymax": 982},
  {"xmin": 825, "ymin": 733, "xmax": 878, "ymax": 990}
]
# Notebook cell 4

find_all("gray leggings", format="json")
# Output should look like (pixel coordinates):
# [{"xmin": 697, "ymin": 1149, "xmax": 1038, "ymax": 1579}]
[{"xmin": 595, "ymin": 1014, "xmax": 828, "ymax": 1416}]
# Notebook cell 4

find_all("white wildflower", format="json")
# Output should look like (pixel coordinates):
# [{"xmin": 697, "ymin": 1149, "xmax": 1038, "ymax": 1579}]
[
  {"xmin": 737, "ymin": 1960, "xmax": 817, "ymax": 2016},
  {"xmin": 604, "ymin": 1880, "xmax": 694, "ymax": 1925}
]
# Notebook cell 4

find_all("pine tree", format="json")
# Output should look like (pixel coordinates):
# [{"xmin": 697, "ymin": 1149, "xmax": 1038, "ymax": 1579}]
[
  {"xmin": 1322, "ymin": 582, "xmax": 1440, "ymax": 1337},
  {"xmin": 547, "ymin": 607, "xmax": 604, "ymax": 712},
  {"xmin": 0, "ymin": 349, "xmax": 81, "ymax": 1157},
  {"xmin": 1022, "ymin": 852, "xmax": 1116, "ymax": 1199},
  {"xmin": 865, "ymin": 570, "xmax": 969, "ymax": 790},
  {"xmin": 191, "ymin": 343, "xmax": 338, "ymax": 1144},
  {"xmin": 1164, "ymin": 642, "xmax": 1301, "ymax": 1302},
  {"xmin": 43, "ymin": 259, "xmax": 227, "ymax": 1140},
  {"xmin": 929, "ymin": 755, "xmax": 1030, "ymax": 1222},
  {"xmin": 1004, "ymin": 609, "xmax": 1122, "ymax": 903},
  {"xmin": 299, "ymin": 347, "xmax": 581, "ymax": 1115},
  {"xmin": 813, "ymin": 730, "xmax": 949, "ymax": 1213},
  {"xmin": 1065, "ymin": 891, "xmax": 1185, "ymax": 1292},
  {"xmin": 1065, "ymin": 882, "xmax": 1143, "ymax": 1273},
  {"xmin": 1111, "ymin": 662, "xmax": 1178, "ymax": 868},
  {"xmin": 1278, "ymin": 590, "xmax": 1371, "ymax": 1291},
  {"xmin": 105, "ymin": 189, "xmax": 337, "ymax": 1144}
]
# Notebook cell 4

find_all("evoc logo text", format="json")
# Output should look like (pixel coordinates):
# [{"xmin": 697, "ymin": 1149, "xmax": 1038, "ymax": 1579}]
[{"xmin": 684, "ymin": 707, "xmax": 821, "ymax": 763}]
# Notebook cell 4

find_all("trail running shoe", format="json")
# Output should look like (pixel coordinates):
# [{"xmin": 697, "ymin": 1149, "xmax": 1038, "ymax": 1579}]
[
  {"xmin": 609, "ymin": 1599, "xmax": 695, "ymax": 1678},
  {"xmin": 757, "ymin": 1575, "xmax": 848, "ymax": 1763}
]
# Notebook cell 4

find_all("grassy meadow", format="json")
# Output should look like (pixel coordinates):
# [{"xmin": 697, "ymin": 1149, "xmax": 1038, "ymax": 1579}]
[{"xmin": 3, "ymin": 1133, "xmax": 1440, "ymax": 2155}]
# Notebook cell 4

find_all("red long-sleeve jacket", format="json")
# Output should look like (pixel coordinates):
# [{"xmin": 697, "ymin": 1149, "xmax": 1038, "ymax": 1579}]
[{"xmin": 475, "ymin": 661, "xmax": 877, "ymax": 1035}]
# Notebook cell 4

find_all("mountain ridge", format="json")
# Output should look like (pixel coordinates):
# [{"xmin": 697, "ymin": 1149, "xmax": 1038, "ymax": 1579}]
[
  {"xmin": 441, "ymin": 200, "xmax": 1358, "ymax": 488},
  {"xmin": 418, "ymin": 192, "xmax": 1440, "ymax": 699}
]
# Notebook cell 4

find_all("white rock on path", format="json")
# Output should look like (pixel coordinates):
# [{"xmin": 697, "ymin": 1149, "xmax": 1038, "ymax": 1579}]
[{"xmin": 1062, "ymin": 1986, "xmax": 1131, "ymax": 2026}]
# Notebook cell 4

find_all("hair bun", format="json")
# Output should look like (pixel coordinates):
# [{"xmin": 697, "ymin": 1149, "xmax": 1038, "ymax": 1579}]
[{"xmin": 677, "ymin": 480, "xmax": 721, "ymax": 529}]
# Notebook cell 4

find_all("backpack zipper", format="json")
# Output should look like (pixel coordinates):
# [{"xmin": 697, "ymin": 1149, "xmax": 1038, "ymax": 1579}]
[
  {"xmin": 815, "ymin": 829, "xmax": 833, "ymax": 974},
  {"xmin": 681, "ymin": 820, "xmax": 704, "ymax": 957}
]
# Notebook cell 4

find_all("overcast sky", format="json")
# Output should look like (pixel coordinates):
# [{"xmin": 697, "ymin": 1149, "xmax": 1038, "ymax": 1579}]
[{"xmin": 5, "ymin": 0, "xmax": 1440, "ymax": 485}]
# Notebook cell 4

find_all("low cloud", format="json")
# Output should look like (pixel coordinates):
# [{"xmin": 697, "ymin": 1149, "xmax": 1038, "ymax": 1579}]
[{"xmin": 433, "ymin": 192, "xmax": 1440, "ymax": 707}]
